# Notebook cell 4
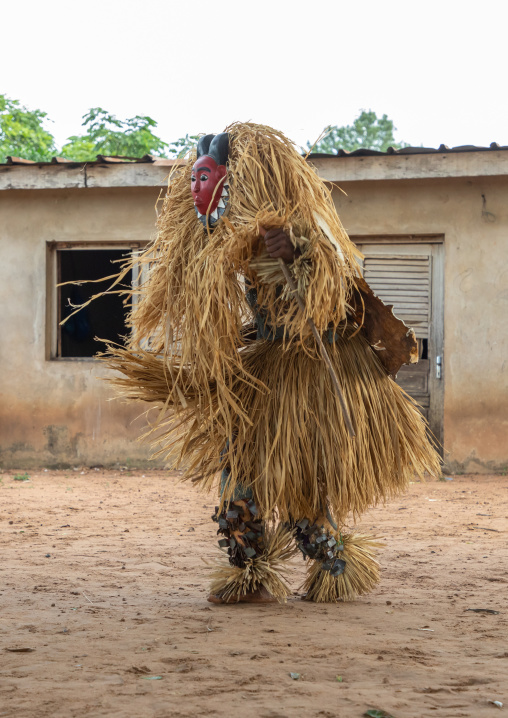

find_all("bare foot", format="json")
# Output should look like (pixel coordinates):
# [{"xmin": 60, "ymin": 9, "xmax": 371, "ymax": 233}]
[{"xmin": 207, "ymin": 586, "xmax": 277, "ymax": 604}]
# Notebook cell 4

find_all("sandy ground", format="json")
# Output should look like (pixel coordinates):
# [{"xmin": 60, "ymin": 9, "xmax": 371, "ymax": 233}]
[{"xmin": 0, "ymin": 469, "xmax": 507, "ymax": 718}]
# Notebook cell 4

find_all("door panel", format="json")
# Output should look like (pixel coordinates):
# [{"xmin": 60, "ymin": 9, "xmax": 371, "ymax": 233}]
[{"xmin": 355, "ymin": 240, "xmax": 444, "ymax": 449}]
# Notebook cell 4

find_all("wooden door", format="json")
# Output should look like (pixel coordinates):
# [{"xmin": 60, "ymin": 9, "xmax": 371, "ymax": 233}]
[{"xmin": 355, "ymin": 240, "xmax": 444, "ymax": 450}]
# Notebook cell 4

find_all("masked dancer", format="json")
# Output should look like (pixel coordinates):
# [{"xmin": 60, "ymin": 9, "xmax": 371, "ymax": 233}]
[{"xmin": 104, "ymin": 123, "xmax": 441, "ymax": 604}]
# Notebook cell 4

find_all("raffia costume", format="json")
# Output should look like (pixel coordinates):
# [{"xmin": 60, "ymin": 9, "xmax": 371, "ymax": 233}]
[{"xmin": 104, "ymin": 123, "xmax": 440, "ymax": 602}]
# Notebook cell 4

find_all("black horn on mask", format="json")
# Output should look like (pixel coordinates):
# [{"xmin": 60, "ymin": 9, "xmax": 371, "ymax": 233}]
[
  {"xmin": 196, "ymin": 134, "xmax": 215, "ymax": 159},
  {"xmin": 196, "ymin": 133, "xmax": 229, "ymax": 166}
]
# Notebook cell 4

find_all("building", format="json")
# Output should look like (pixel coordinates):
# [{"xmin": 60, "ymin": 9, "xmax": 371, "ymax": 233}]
[{"xmin": 1, "ymin": 145, "xmax": 507, "ymax": 472}]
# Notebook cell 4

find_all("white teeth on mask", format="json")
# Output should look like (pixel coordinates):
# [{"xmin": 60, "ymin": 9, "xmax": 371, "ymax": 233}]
[
  {"xmin": 221, "ymin": 186, "xmax": 229, "ymax": 197},
  {"xmin": 211, "ymin": 209, "xmax": 218, "ymax": 221},
  {"xmin": 217, "ymin": 198, "xmax": 225, "ymax": 209}
]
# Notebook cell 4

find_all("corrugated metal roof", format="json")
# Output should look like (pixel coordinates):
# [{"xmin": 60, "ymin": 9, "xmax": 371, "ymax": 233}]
[
  {"xmin": 2, "ymin": 144, "xmax": 507, "ymax": 167},
  {"xmin": 2, "ymin": 154, "xmax": 177, "ymax": 167},
  {"xmin": 307, "ymin": 142, "xmax": 508, "ymax": 158}
]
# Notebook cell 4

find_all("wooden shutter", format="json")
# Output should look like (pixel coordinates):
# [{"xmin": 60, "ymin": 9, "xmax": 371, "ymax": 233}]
[
  {"xmin": 355, "ymin": 240, "xmax": 444, "ymax": 451},
  {"xmin": 362, "ymin": 254, "xmax": 431, "ymax": 339}
]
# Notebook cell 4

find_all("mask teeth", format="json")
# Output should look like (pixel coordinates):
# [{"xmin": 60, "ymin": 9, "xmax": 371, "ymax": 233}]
[
  {"xmin": 217, "ymin": 198, "xmax": 225, "ymax": 209},
  {"xmin": 210, "ymin": 209, "xmax": 219, "ymax": 221},
  {"xmin": 221, "ymin": 185, "xmax": 229, "ymax": 197}
]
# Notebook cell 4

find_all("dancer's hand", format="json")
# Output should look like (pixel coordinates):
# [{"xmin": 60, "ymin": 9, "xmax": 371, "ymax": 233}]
[{"xmin": 259, "ymin": 225, "xmax": 295, "ymax": 263}]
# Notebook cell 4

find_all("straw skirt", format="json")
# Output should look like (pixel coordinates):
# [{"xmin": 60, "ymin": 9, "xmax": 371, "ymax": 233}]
[{"xmin": 169, "ymin": 326, "xmax": 441, "ymax": 523}]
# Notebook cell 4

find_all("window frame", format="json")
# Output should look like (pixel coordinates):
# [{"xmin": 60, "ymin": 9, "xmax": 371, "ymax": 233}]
[{"xmin": 46, "ymin": 240, "xmax": 146, "ymax": 361}]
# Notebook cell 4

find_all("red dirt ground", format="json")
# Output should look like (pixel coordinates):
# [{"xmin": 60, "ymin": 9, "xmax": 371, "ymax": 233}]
[{"xmin": 1, "ymin": 469, "xmax": 507, "ymax": 718}]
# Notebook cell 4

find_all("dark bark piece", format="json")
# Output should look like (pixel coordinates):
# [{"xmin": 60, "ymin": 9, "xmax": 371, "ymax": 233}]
[{"xmin": 350, "ymin": 277, "xmax": 419, "ymax": 377}]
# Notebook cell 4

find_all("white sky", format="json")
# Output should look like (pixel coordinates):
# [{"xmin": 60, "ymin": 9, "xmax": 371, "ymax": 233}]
[{"xmin": 2, "ymin": 0, "xmax": 507, "ymax": 152}]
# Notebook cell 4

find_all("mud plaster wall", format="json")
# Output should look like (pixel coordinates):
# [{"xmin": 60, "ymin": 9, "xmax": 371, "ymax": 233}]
[
  {"xmin": 0, "ymin": 187, "xmax": 165, "ymax": 469},
  {"xmin": 332, "ymin": 176, "xmax": 508, "ymax": 473},
  {"xmin": 1, "ymin": 178, "xmax": 507, "ymax": 471}
]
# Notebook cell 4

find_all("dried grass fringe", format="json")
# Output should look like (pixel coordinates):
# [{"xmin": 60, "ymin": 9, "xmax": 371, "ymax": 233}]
[
  {"xmin": 105, "ymin": 325, "xmax": 441, "ymax": 524},
  {"xmin": 302, "ymin": 532, "xmax": 382, "ymax": 602},
  {"xmin": 209, "ymin": 525, "xmax": 295, "ymax": 603}
]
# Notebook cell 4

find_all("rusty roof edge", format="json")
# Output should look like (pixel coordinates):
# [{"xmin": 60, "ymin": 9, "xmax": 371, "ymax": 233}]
[
  {"xmin": 2, "ymin": 154, "xmax": 180, "ymax": 167},
  {"xmin": 307, "ymin": 142, "xmax": 508, "ymax": 159}
]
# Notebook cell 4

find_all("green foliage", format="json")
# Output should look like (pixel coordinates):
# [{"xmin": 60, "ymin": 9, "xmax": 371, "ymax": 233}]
[
  {"xmin": 0, "ymin": 95, "xmax": 56, "ymax": 163},
  {"xmin": 13, "ymin": 472, "xmax": 30, "ymax": 481},
  {"xmin": 309, "ymin": 110, "xmax": 405, "ymax": 154},
  {"xmin": 167, "ymin": 133, "xmax": 200, "ymax": 159},
  {"xmin": 60, "ymin": 107, "xmax": 168, "ymax": 160},
  {"xmin": 59, "ymin": 135, "xmax": 96, "ymax": 162}
]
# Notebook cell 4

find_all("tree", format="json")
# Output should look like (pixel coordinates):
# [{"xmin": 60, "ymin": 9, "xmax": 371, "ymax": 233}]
[
  {"xmin": 60, "ymin": 108, "xmax": 168, "ymax": 160},
  {"xmin": 0, "ymin": 94, "xmax": 56, "ymax": 163},
  {"xmin": 309, "ymin": 110, "xmax": 405, "ymax": 154},
  {"xmin": 0, "ymin": 98, "xmax": 200, "ymax": 162},
  {"xmin": 167, "ymin": 133, "xmax": 200, "ymax": 159}
]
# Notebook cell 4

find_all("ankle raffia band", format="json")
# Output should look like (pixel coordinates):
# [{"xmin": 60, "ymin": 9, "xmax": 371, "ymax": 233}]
[
  {"xmin": 209, "ymin": 524, "xmax": 295, "ymax": 603},
  {"xmin": 299, "ymin": 530, "xmax": 383, "ymax": 602}
]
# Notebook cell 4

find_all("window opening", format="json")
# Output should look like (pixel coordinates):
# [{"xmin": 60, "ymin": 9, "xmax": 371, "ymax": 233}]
[{"xmin": 58, "ymin": 249, "xmax": 132, "ymax": 358}]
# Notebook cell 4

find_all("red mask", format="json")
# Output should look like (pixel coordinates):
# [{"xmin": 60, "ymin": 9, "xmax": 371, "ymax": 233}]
[{"xmin": 191, "ymin": 156, "xmax": 227, "ymax": 216}]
